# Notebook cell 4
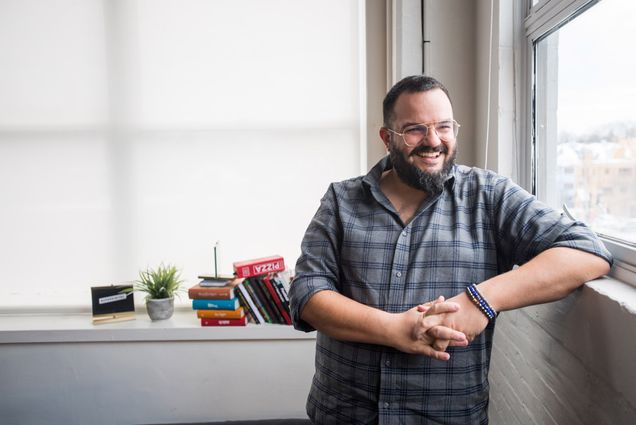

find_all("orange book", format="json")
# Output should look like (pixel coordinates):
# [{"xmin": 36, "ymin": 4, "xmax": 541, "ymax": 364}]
[{"xmin": 196, "ymin": 307, "xmax": 245, "ymax": 319}]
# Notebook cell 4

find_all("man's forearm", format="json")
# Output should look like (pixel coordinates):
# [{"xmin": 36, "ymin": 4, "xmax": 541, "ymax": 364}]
[
  {"xmin": 478, "ymin": 247, "xmax": 610, "ymax": 313},
  {"xmin": 301, "ymin": 290, "xmax": 396, "ymax": 344},
  {"xmin": 426, "ymin": 247, "xmax": 611, "ymax": 342},
  {"xmin": 300, "ymin": 290, "xmax": 467, "ymax": 359}
]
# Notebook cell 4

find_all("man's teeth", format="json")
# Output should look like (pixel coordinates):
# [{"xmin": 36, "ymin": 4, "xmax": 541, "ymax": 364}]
[{"xmin": 417, "ymin": 152, "xmax": 440, "ymax": 158}]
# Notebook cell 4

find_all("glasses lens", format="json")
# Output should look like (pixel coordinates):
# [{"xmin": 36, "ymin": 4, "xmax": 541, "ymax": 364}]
[
  {"xmin": 402, "ymin": 125, "xmax": 427, "ymax": 146},
  {"xmin": 434, "ymin": 120, "xmax": 458, "ymax": 140}
]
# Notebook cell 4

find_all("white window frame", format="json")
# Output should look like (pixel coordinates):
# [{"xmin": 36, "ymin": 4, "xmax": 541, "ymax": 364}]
[{"xmin": 521, "ymin": 0, "xmax": 636, "ymax": 286}]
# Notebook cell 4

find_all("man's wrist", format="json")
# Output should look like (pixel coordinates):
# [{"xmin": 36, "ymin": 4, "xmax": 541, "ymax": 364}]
[{"xmin": 465, "ymin": 284, "xmax": 497, "ymax": 321}]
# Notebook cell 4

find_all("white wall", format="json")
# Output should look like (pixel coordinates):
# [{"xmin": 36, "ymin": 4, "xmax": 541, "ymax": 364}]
[
  {"xmin": 423, "ymin": 0, "xmax": 477, "ymax": 167},
  {"xmin": 365, "ymin": 0, "xmax": 389, "ymax": 169},
  {"xmin": 489, "ymin": 280, "xmax": 636, "ymax": 424},
  {"xmin": 1, "ymin": 336, "xmax": 316, "ymax": 425}
]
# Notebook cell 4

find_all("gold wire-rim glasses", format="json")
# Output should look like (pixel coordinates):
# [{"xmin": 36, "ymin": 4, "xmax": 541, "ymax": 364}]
[{"xmin": 385, "ymin": 119, "xmax": 461, "ymax": 147}]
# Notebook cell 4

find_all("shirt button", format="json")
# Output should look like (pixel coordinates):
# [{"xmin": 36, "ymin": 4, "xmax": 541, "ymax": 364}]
[
  {"xmin": 402, "ymin": 230, "xmax": 407, "ymax": 236},
  {"xmin": 384, "ymin": 402, "xmax": 390, "ymax": 408},
  {"xmin": 396, "ymin": 271, "xmax": 402, "ymax": 277},
  {"xmin": 385, "ymin": 360, "xmax": 391, "ymax": 366}
]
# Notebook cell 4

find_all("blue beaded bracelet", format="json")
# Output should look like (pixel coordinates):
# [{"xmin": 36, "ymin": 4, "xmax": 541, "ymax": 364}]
[{"xmin": 466, "ymin": 284, "xmax": 497, "ymax": 321}]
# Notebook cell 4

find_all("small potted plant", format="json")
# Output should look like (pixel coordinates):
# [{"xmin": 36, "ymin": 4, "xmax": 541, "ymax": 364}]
[{"xmin": 134, "ymin": 263, "xmax": 183, "ymax": 320}]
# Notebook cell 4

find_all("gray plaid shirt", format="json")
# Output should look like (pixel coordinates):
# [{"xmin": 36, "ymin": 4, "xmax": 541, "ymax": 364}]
[{"xmin": 289, "ymin": 156, "xmax": 611, "ymax": 425}]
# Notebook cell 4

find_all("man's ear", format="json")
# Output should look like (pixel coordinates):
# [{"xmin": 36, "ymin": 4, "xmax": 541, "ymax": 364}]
[{"xmin": 379, "ymin": 127, "xmax": 391, "ymax": 151}]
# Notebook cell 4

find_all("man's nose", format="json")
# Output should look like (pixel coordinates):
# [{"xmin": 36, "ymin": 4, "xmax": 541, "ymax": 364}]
[{"xmin": 422, "ymin": 125, "xmax": 442, "ymax": 146}]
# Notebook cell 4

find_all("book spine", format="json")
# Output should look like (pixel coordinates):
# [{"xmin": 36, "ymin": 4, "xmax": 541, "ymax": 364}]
[
  {"xmin": 201, "ymin": 317, "xmax": 247, "ymax": 327},
  {"xmin": 197, "ymin": 308, "xmax": 245, "ymax": 319},
  {"xmin": 233, "ymin": 256, "xmax": 285, "ymax": 278},
  {"xmin": 271, "ymin": 275, "xmax": 291, "ymax": 313},
  {"xmin": 263, "ymin": 275, "xmax": 292, "ymax": 325},
  {"xmin": 192, "ymin": 298, "xmax": 239, "ymax": 310},
  {"xmin": 251, "ymin": 277, "xmax": 283, "ymax": 324},
  {"xmin": 237, "ymin": 281, "xmax": 265, "ymax": 324},
  {"xmin": 234, "ymin": 286, "xmax": 256, "ymax": 323},
  {"xmin": 243, "ymin": 278, "xmax": 272, "ymax": 323},
  {"xmin": 188, "ymin": 286, "xmax": 234, "ymax": 300}
]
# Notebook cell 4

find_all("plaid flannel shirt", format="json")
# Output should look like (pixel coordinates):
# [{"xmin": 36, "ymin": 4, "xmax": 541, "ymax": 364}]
[{"xmin": 289, "ymin": 156, "xmax": 611, "ymax": 425}]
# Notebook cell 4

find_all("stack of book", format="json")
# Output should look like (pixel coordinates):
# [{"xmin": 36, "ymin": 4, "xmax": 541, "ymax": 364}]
[
  {"xmin": 232, "ymin": 255, "xmax": 292, "ymax": 325},
  {"xmin": 188, "ymin": 277, "xmax": 247, "ymax": 327}
]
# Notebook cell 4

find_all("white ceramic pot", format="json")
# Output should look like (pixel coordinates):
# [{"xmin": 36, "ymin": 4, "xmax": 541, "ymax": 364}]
[{"xmin": 146, "ymin": 297, "xmax": 175, "ymax": 320}]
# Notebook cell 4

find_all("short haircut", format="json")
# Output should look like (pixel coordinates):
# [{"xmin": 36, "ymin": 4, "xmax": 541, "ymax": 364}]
[{"xmin": 382, "ymin": 75, "xmax": 452, "ymax": 127}]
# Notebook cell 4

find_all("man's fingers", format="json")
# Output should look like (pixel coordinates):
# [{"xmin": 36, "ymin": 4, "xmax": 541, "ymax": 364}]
[
  {"xmin": 428, "ymin": 325, "xmax": 467, "ymax": 343},
  {"xmin": 434, "ymin": 295, "xmax": 445, "ymax": 303},
  {"xmin": 432, "ymin": 339, "xmax": 449, "ymax": 352},
  {"xmin": 416, "ymin": 295, "xmax": 446, "ymax": 312},
  {"xmin": 421, "ymin": 346, "xmax": 451, "ymax": 361},
  {"xmin": 424, "ymin": 301, "xmax": 460, "ymax": 316},
  {"xmin": 417, "ymin": 305, "xmax": 430, "ymax": 313}
]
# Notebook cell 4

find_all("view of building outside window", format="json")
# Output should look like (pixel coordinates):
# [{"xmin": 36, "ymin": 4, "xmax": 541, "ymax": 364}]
[{"xmin": 536, "ymin": 0, "xmax": 636, "ymax": 245}]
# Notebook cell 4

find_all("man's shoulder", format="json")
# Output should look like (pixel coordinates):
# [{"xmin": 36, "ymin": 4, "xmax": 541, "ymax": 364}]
[
  {"xmin": 453, "ymin": 164, "xmax": 508, "ymax": 187},
  {"xmin": 452, "ymin": 165, "xmax": 532, "ymax": 206},
  {"xmin": 328, "ymin": 175, "xmax": 368, "ymax": 199}
]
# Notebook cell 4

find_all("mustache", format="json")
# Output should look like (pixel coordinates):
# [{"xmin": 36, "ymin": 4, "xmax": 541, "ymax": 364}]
[{"xmin": 410, "ymin": 144, "xmax": 449, "ymax": 157}]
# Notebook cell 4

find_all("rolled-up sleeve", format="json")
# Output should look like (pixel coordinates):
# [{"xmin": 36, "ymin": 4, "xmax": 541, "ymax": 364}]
[
  {"xmin": 289, "ymin": 184, "xmax": 342, "ymax": 332},
  {"xmin": 492, "ymin": 175, "xmax": 613, "ymax": 269}
]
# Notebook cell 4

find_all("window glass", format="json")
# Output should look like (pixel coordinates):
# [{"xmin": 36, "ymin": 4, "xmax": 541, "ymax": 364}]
[
  {"xmin": 0, "ymin": 0, "xmax": 364, "ymax": 308},
  {"xmin": 534, "ymin": 0, "xmax": 636, "ymax": 245}
]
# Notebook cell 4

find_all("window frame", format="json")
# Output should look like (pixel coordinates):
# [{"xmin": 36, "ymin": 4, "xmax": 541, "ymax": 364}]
[{"xmin": 521, "ymin": 0, "xmax": 636, "ymax": 286}]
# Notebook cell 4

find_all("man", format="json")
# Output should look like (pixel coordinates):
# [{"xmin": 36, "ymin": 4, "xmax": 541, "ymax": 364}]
[{"xmin": 289, "ymin": 75, "xmax": 611, "ymax": 424}]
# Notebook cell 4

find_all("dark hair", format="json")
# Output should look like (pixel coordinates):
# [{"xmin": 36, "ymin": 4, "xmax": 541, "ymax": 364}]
[{"xmin": 382, "ymin": 75, "xmax": 452, "ymax": 127}]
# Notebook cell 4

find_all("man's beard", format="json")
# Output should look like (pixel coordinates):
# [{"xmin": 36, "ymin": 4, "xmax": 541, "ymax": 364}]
[{"xmin": 388, "ymin": 142, "xmax": 456, "ymax": 195}]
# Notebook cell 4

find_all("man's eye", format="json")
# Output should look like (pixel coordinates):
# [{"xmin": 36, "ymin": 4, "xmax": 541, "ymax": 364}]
[
  {"xmin": 405, "ymin": 126, "xmax": 426, "ymax": 135},
  {"xmin": 436, "ymin": 122, "xmax": 452, "ymax": 130}
]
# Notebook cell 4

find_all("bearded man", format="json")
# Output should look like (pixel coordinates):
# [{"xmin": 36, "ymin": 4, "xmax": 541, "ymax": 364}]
[{"xmin": 289, "ymin": 75, "xmax": 611, "ymax": 425}]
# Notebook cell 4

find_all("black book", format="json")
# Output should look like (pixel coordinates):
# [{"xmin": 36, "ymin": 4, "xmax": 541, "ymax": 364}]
[
  {"xmin": 248, "ymin": 277, "xmax": 282, "ymax": 324},
  {"xmin": 237, "ymin": 280, "xmax": 265, "ymax": 324},
  {"xmin": 243, "ymin": 278, "xmax": 272, "ymax": 323},
  {"xmin": 254, "ymin": 275, "xmax": 285, "ymax": 324}
]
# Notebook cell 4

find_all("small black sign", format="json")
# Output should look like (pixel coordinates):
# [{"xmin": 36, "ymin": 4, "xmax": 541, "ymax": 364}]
[{"xmin": 91, "ymin": 284, "xmax": 135, "ymax": 324}]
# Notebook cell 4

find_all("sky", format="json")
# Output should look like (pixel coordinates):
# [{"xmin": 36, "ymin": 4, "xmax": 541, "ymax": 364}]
[{"xmin": 555, "ymin": 0, "xmax": 636, "ymax": 136}]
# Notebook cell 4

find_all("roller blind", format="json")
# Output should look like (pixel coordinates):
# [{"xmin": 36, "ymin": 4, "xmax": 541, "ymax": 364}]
[{"xmin": 0, "ymin": 0, "xmax": 365, "ymax": 308}]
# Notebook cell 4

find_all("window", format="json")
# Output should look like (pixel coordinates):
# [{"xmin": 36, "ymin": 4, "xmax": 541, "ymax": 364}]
[
  {"xmin": 0, "ymin": 0, "xmax": 367, "ymax": 309},
  {"xmin": 527, "ymin": 0, "xmax": 636, "ymax": 283}
]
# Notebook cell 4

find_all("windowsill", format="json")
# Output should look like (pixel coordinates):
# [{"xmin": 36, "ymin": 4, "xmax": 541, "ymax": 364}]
[
  {"xmin": 586, "ymin": 275, "xmax": 636, "ymax": 313},
  {"xmin": 2, "ymin": 278, "xmax": 632, "ymax": 345},
  {"xmin": 0, "ymin": 308, "xmax": 315, "ymax": 344}
]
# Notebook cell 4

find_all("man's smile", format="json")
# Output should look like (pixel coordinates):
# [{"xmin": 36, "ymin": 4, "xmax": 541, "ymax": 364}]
[{"xmin": 410, "ymin": 145, "xmax": 448, "ymax": 165}]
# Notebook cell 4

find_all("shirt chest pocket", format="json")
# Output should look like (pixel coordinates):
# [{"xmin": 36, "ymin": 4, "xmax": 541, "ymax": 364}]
[{"xmin": 408, "ymin": 224, "xmax": 495, "ymax": 296}]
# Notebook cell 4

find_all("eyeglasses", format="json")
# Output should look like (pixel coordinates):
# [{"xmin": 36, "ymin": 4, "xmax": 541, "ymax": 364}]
[{"xmin": 385, "ymin": 119, "xmax": 460, "ymax": 147}]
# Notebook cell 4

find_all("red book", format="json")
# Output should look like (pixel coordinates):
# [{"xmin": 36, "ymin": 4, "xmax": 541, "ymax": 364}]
[
  {"xmin": 201, "ymin": 316, "xmax": 248, "ymax": 327},
  {"xmin": 233, "ymin": 255, "xmax": 285, "ymax": 278},
  {"xmin": 262, "ymin": 275, "xmax": 292, "ymax": 325}
]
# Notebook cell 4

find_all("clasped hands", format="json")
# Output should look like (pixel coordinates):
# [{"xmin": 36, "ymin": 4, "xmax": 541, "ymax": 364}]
[{"xmin": 395, "ymin": 292, "xmax": 489, "ymax": 361}]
